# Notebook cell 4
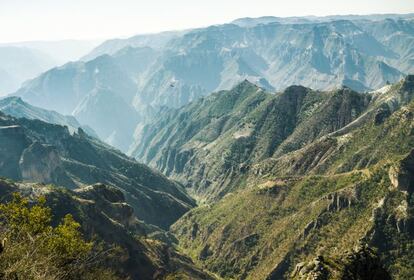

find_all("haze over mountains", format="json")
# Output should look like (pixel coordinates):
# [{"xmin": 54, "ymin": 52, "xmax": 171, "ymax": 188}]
[
  {"xmin": 0, "ymin": 46, "xmax": 56, "ymax": 95},
  {"xmin": 2, "ymin": 40, "xmax": 103, "ymax": 64},
  {"xmin": 0, "ymin": 12, "xmax": 414, "ymax": 280},
  {"xmin": 0, "ymin": 40, "xmax": 101, "ymax": 96},
  {"xmin": 10, "ymin": 13, "xmax": 414, "ymax": 153}
]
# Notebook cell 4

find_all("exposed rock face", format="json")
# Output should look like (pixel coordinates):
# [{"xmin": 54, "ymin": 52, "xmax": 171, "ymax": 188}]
[
  {"xmin": 0, "ymin": 124, "xmax": 29, "ymax": 179},
  {"xmin": 0, "ymin": 112, "xmax": 194, "ymax": 229},
  {"xmin": 301, "ymin": 189, "xmax": 357, "ymax": 239},
  {"xmin": 389, "ymin": 149, "xmax": 414, "ymax": 193},
  {"xmin": 75, "ymin": 183, "xmax": 136, "ymax": 227},
  {"xmin": 325, "ymin": 189, "xmax": 357, "ymax": 212},
  {"xmin": 79, "ymin": 183, "xmax": 125, "ymax": 203},
  {"xmin": 374, "ymin": 106, "xmax": 391, "ymax": 125},
  {"xmin": 291, "ymin": 256, "xmax": 329, "ymax": 280},
  {"xmin": 198, "ymin": 244, "xmax": 212, "ymax": 261},
  {"xmin": 341, "ymin": 245, "xmax": 392, "ymax": 280},
  {"xmin": 0, "ymin": 178, "xmax": 214, "ymax": 280},
  {"xmin": 19, "ymin": 142, "xmax": 62, "ymax": 184},
  {"xmin": 291, "ymin": 246, "xmax": 391, "ymax": 280}
]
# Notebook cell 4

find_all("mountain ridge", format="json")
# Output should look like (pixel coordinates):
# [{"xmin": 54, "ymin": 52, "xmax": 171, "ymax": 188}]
[
  {"xmin": 0, "ymin": 111, "xmax": 194, "ymax": 229},
  {"xmin": 0, "ymin": 178, "xmax": 214, "ymax": 279},
  {"xmin": 169, "ymin": 76, "xmax": 414, "ymax": 279},
  {"xmin": 13, "ymin": 16, "xmax": 414, "ymax": 152},
  {"xmin": 133, "ymin": 76, "xmax": 414, "ymax": 201},
  {"xmin": 0, "ymin": 96, "xmax": 98, "ymax": 137}
]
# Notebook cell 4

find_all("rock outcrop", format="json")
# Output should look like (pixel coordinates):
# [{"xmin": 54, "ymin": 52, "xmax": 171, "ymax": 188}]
[
  {"xmin": 0, "ymin": 112, "xmax": 194, "ymax": 229},
  {"xmin": 19, "ymin": 142, "xmax": 62, "ymax": 184},
  {"xmin": 0, "ymin": 178, "xmax": 213, "ymax": 280},
  {"xmin": 389, "ymin": 149, "xmax": 414, "ymax": 193},
  {"xmin": 291, "ymin": 245, "xmax": 391, "ymax": 280}
]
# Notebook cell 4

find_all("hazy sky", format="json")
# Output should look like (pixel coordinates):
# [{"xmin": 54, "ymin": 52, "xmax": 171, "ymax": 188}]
[{"xmin": 1, "ymin": 0, "xmax": 413, "ymax": 43}]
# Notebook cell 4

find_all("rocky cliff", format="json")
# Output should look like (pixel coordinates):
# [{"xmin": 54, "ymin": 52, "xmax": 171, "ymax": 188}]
[{"xmin": 0, "ymin": 112, "xmax": 194, "ymax": 229}]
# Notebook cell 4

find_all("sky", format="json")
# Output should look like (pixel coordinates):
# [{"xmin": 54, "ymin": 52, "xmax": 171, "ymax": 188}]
[{"xmin": 0, "ymin": 0, "xmax": 414, "ymax": 43}]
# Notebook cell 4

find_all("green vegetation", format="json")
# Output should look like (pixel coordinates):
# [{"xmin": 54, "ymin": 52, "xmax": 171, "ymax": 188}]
[
  {"xmin": 172, "ymin": 161, "xmax": 411, "ymax": 279},
  {"xmin": 0, "ymin": 179, "xmax": 215, "ymax": 280},
  {"xmin": 165, "ymin": 76, "xmax": 414, "ymax": 279},
  {"xmin": 0, "ymin": 193, "xmax": 119, "ymax": 280}
]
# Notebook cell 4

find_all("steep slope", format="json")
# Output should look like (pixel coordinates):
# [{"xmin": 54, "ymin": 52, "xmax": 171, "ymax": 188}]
[
  {"xmin": 356, "ymin": 18, "xmax": 414, "ymax": 74},
  {"xmin": 132, "ymin": 18, "xmax": 407, "ymax": 109},
  {"xmin": 0, "ymin": 179, "xmax": 214, "ymax": 280},
  {"xmin": 171, "ymin": 80, "xmax": 414, "ymax": 280},
  {"xmin": 133, "ymin": 79, "xmax": 379, "ymax": 201},
  {"xmin": 173, "ymin": 159, "xmax": 413, "ymax": 279},
  {"xmin": 0, "ymin": 112, "xmax": 194, "ymax": 229},
  {"xmin": 13, "ymin": 16, "xmax": 414, "ymax": 154},
  {"xmin": 14, "ymin": 54, "xmax": 141, "ymax": 151},
  {"xmin": 132, "ymin": 81, "xmax": 275, "ymax": 199},
  {"xmin": 0, "ymin": 96, "xmax": 97, "ymax": 137},
  {"xmin": 253, "ymin": 76, "xmax": 414, "ymax": 178}
]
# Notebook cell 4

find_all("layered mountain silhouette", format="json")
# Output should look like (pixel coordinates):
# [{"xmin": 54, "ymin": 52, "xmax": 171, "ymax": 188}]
[
  {"xmin": 13, "ymin": 15, "xmax": 414, "ymax": 152},
  {"xmin": 14, "ymin": 53, "xmax": 142, "ymax": 151},
  {"xmin": 0, "ymin": 46, "xmax": 56, "ymax": 95}
]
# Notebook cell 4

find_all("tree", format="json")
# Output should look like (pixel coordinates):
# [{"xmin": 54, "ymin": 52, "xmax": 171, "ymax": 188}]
[{"xmin": 0, "ymin": 192, "xmax": 119, "ymax": 280}]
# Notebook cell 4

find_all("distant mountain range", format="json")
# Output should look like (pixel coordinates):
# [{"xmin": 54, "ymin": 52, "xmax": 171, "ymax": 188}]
[
  {"xmin": 12, "ymin": 14, "xmax": 414, "ymax": 153},
  {"xmin": 13, "ymin": 53, "xmax": 144, "ymax": 151},
  {"xmin": 0, "ymin": 46, "xmax": 56, "ymax": 95},
  {"xmin": 231, "ymin": 13, "xmax": 414, "ymax": 27},
  {"xmin": 81, "ymin": 31, "xmax": 184, "ymax": 61},
  {"xmin": 0, "ymin": 40, "xmax": 101, "ymax": 96},
  {"xmin": 2, "ymin": 39, "xmax": 103, "ymax": 64}
]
